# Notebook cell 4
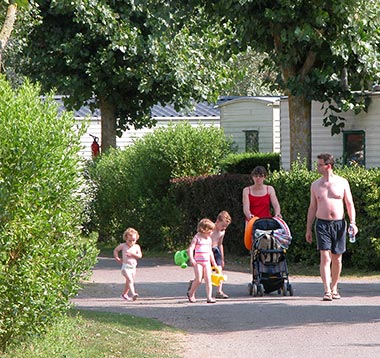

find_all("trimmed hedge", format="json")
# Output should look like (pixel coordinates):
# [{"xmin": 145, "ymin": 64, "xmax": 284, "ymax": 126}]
[
  {"xmin": 220, "ymin": 152, "xmax": 280, "ymax": 174},
  {"xmin": 169, "ymin": 163, "xmax": 380, "ymax": 269}
]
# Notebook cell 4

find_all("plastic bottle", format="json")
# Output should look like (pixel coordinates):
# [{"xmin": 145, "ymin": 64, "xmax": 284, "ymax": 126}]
[{"xmin": 348, "ymin": 224, "xmax": 356, "ymax": 243}]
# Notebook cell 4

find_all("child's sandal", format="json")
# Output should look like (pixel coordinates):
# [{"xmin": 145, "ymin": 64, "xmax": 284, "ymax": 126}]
[{"xmin": 323, "ymin": 292, "xmax": 333, "ymax": 301}]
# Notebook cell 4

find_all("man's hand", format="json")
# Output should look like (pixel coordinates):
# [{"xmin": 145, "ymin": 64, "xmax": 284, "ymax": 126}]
[{"xmin": 305, "ymin": 231, "xmax": 313, "ymax": 244}]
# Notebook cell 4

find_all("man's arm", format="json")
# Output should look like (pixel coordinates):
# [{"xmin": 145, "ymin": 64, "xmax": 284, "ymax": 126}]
[
  {"xmin": 306, "ymin": 184, "xmax": 317, "ymax": 243},
  {"xmin": 344, "ymin": 180, "xmax": 358, "ymax": 235}
]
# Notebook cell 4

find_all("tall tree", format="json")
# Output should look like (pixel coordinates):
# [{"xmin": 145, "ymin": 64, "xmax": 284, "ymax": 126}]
[
  {"xmin": 193, "ymin": 0, "xmax": 380, "ymax": 167},
  {"xmin": 18, "ymin": 1, "xmax": 238, "ymax": 152},
  {"xmin": 0, "ymin": 1, "xmax": 30, "ymax": 69}
]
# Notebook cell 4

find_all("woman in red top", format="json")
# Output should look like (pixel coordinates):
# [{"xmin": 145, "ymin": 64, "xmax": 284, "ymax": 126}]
[{"xmin": 242, "ymin": 166, "xmax": 282, "ymax": 220}]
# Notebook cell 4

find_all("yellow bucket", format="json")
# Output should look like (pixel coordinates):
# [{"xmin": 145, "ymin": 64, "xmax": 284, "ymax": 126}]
[{"xmin": 211, "ymin": 267, "xmax": 227, "ymax": 286}]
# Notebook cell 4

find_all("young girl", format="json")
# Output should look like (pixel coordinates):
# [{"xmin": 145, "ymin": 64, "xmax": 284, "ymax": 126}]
[
  {"xmin": 113, "ymin": 227, "xmax": 142, "ymax": 301},
  {"xmin": 187, "ymin": 218, "xmax": 217, "ymax": 303}
]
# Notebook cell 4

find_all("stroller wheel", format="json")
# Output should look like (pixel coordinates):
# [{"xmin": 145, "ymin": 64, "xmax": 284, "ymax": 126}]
[
  {"xmin": 248, "ymin": 283, "xmax": 258, "ymax": 296},
  {"xmin": 257, "ymin": 284, "xmax": 264, "ymax": 297},
  {"xmin": 248, "ymin": 283, "xmax": 253, "ymax": 296},
  {"xmin": 252, "ymin": 284, "xmax": 258, "ymax": 297},
  {"xmin": 288, "ymin": 284, "xmax": 294, "ymax": 296},
  {"xmin": 282, "ymin": 285, "xmax": 287, "ymax": 296}
]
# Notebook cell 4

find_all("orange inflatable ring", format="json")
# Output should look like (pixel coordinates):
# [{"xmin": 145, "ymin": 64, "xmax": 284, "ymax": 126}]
[{"xmin": 244, "ymin": 216, "xmax": 259, "ymax": 250}]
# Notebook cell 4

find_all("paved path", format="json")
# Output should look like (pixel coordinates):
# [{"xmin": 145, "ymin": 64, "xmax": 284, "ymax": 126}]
[{"xmin": 72, "ymin": 256, "xmax": 380, "ymax": 358}]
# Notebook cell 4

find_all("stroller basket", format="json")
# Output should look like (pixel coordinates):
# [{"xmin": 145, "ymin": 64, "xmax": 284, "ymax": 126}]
[{"xmin": 254, "ymin": 229, "xmax": 285, "ymax": 265}]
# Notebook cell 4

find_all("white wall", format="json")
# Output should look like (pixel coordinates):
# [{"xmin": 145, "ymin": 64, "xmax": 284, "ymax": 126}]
[
  {"xmin": 280, "ymin": 93, "xmax": 380, "ymax": 169},
  {"xmin": 219, "ymin": 97, "xmax": 280, "ymax": 153}
]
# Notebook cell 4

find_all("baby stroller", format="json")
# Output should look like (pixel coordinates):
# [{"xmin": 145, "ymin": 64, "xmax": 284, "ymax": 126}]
[{"xmin": 247, "ymin": 217, "xmax": 293, "ymax": 297}]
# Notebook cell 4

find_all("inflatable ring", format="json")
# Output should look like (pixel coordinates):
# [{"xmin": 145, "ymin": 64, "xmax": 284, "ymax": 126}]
[{"xmin": 244, "ymin": 216, "xmax": 259, "ymax": 250}]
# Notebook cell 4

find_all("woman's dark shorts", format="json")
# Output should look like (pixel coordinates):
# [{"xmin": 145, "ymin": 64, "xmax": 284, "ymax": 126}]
[
  {"xmin": 315, "ymin": 218, "xmax": 347, "ymax": 254},
  {"xmin": 212, "ymin": 247, "xmax": 222, "ymax": 266}
]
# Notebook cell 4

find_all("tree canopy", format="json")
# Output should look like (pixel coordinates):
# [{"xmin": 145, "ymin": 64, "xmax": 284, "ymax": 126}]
[
  {"xmin": 194, "ymin": 0, "xmax": 380, "ymax": 167},
  {"xmin": 18, "ymin": 0, "xmax": 239, "ymax": 151}
]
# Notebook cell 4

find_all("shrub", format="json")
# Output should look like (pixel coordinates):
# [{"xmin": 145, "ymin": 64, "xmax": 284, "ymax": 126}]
[
  {"xmin": 87, "ymin": 121, "xmax": 234, "ymax": 249},
  {"xmin": 334, "ymin": 166, "xmax": 380, "ymax": 269},
  {"xmin": 169, "ymin": 174, "xmax": 251, "ymax": 252},
  {"xmin": 0, "ymin": 77, "xmax": 98, "ymax": 352},
  {"xmin": 220, "ymin": 152, "xmax": 280, "ymax": 174}
]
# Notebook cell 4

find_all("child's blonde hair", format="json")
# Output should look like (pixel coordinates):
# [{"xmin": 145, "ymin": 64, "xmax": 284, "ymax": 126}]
[
  {"xmin": 123, "ymin": 227, "xmax": 140, "ymax": 241},
  {"xmin": 216, "ymin": 210, "xmax": 231, "ymax": 225},
  {"xmin": 197, "ymin": 218, "xmax": 215, "ymax": 233}
]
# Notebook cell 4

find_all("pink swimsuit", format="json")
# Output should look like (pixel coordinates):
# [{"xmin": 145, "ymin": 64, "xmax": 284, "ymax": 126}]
[{"xmin": 193, "ymin": 234, "xmax": 211, "ymax": 265}]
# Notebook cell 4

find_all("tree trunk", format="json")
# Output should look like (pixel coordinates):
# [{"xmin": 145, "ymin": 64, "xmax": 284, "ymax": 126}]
[
  {"xmin": 99, "ymin": 97, "xmax": 117, "ymax": 152},
  {"xmin": 0, "ymin": 4, "xmax": 18, "ymax": 71},
  {"xmin": 288, "ymin": 93, "xmax": 312, "ymax": 169}
]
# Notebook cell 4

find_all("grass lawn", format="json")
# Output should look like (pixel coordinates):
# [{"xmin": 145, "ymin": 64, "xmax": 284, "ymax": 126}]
[{"xmin": 3, "ymin": 309, "xmax": 184, "ymax": 358}]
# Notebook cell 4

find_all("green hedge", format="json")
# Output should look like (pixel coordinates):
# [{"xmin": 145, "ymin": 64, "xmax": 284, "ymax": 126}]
[
  {"xmin": 168, "ymin": 174, "xmax": 250, "ymax": 251},
  {"xmin": 220, "ymin": 152, "xmax": 280, "ymax": 174},
  {"xmin": 169, "ymin": 162, "xmax": 380, "ymax": 269}
]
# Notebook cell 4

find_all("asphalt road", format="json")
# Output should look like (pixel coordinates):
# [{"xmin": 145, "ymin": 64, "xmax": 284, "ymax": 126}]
[{"xmin": 72, "ymin": 256, "xmax": 380, "ymax": 358}]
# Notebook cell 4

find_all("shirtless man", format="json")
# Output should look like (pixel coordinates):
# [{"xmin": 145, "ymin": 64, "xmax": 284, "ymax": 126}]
[{"xmin": 306, "ymin": 153, "xmax": 358, "ymax": 301}]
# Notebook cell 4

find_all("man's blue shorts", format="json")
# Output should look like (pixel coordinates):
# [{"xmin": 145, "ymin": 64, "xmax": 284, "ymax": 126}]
[{"xmin": 315, "ymin": 218, "xmax": 347, "ymax": 254}]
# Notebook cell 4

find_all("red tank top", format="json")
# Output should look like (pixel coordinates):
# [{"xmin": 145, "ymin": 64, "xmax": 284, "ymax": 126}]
[{"xmin": 248, "ymin": 186, "xmax": 271, "ymax": 218}]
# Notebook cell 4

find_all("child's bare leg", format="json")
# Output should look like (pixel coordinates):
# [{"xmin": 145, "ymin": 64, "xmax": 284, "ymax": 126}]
[
  {"xmin": 121, "ymin": 269, "xmax": 131, "ymax": 298},
  {"xmin": 188, "ymin": 264, "xmax": 202, "ymax": 300},
  {"xmin": 122, "ymin": 281, "xmax": 130, "ymax": 297},
  {"xmin": 122, "ymin": 269, "xmax": 137, "ymax": 300},
  {"xmin": 128, "ymin": 269, "xmax": 139, "ymax": 300},
  {"xmin": 217, "ymin": 265, "xmax": 223, "ymax": 293},
  {"xmin": 204, "ymin": 264, "xmax": 214, "ymax": 301}
]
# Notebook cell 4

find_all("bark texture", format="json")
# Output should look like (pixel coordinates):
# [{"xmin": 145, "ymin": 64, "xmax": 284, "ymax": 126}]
[
  {"xmin": 0, "ymin": 4, "xmax": 17, "ymax": 71},
  {"xmin": 99, "ymin": 97, "xmax": 117, "ymax": 152},
  {"xmin": 288, "ymin": 93, "xmax": 312, "ymax": 168}
]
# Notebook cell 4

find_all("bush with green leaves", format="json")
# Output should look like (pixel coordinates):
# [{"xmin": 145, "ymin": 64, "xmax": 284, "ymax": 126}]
[
  {"xmin": 87, "ymin": 121, "xmax": 234, "ymax": 248},
  {"xmin": 169, "ymin": 174, "xmax": 251, "ymax": 252},
  {"xmin": 220, "ymin": 152, "xmax": 280, "ymax": 174},
  {"xmin": 0, "ymin": 77, "xmax": 98, "ymax": 352}
]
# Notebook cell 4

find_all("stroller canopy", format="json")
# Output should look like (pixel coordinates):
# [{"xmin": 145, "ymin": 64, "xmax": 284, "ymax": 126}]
[{"xmin": 271, "ymin": 217, "xmax": 292, "ymax": 249}]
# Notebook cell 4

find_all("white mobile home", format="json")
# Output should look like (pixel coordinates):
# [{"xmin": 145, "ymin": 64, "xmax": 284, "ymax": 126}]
[
  {"xmin": 280, "ymin": 93, "xmax": 380, "ymax": 169},
  {"xmin": 218, "ymin": 96, "xmax": 281, "ymax": 153}
]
